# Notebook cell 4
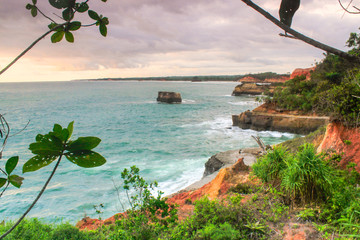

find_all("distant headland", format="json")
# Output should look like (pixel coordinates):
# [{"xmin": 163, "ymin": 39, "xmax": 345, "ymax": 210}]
[{"xmin": 73, "ymin": 72, "xmax": 290, "ymax": 82}]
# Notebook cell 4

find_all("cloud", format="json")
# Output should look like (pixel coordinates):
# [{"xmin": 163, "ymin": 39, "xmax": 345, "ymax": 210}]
[{"xmin": 0, "ymin": 0, "xmax": 359, "ymax": 82}]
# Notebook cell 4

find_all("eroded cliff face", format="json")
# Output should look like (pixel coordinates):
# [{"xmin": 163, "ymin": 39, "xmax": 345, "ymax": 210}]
[
  {"xmin": 317, "ymin": 122, "xmax": 360, "ymax": 172},
  {"xmin": 290, "ymin": 67, "xmax": 316, "ymax": 80},
  {"xmin": 232, "ymin": 103, "xmax": 330, "ymax": 135},
  {"xmin": 232, "ymin": 83, "xmax": 275, "ymax": 96}
]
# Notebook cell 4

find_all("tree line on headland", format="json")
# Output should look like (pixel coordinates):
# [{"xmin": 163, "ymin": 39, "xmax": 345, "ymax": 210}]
[{"xmin": 89, "ymin": 72, "xmax": 290, "ymax": 82}]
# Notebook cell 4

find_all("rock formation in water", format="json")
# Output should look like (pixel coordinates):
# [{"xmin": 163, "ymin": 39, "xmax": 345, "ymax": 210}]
[{"xmin": 157, "ymin": 91, "xmax": 182, "ymax": 103}]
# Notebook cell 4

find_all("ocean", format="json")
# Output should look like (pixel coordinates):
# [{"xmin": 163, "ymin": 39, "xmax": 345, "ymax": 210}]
[{"xmin": 0, "ymin": 81, "xmax": 297, "ymax": 223}]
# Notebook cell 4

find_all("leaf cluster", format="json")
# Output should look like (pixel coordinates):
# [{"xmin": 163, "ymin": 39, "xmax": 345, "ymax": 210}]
[
  {"xmin": 23, "ymin": 121, "xmax": 106, "ymax": 173},
  {"xmin": 0, "ymin": 156, "xmax": 24, "ymax": 190},
  {"xmin": 26, "ymin": 0, "xmax": 109, "ymax": 43}
]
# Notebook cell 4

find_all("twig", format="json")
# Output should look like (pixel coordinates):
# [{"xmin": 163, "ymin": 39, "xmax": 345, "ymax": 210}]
[
  {"xmin": 0, "ymin": 154, "xmax": 64, "ymax": 239},
  {"xmin": 0, "ymin": 24, "xmax": 65, "ymax": 76},
  {"xmin": 0, "ymin": 182, "xmax": 10, "ymax": 198},
  {"xmin": 279, "ymin": 33, "xmax": 298, "ymax": 39},
  {"xmin": 111, "ymin": 177, "xmax": 126, "ymax": 212},
  {"xmin": 338, "ymin": 0, "xmax": 360, "ymax": 14},
  {"xmin": 9, "ymin": 120, "xmax": 30, "ymax": 138}
]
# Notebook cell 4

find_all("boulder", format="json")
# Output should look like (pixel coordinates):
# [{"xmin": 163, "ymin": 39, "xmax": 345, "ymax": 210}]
[{"xmin": 157, "ymin": 91, "xmax": 182, "ymax": 103}]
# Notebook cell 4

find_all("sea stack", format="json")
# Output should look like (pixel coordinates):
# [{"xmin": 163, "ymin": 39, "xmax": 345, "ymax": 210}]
[{"xmin": 157, "ymin": 91, "xmax": 182, "ymax": 103}]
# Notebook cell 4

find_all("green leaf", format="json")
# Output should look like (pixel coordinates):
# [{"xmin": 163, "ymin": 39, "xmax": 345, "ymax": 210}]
[
  {"xmin": 77, "ymin": 2, "xmax": 89, "ymax": 12},
  {"xmin": 61, "ymin": 128, "xmax": 70, "ymax": 141},
  {"xmin": 8, "ymin": 175, "xmax": 24, "ymax": 188},
  {"xmin": 65, "ymin": 150, "xmax": 106, "ymax": 168},
  {"xmin": 32, "ymin": 0, "xmax": 37, "ymax": 4},
  {"xmin": 67, "ymin": 121, "xmax": 74, "ymax": 139},
  {"xmin": 62, "ymin": 7, "xmax": 73, "ymax": 21},
  {"xmin": 51, "ymin": 31, "xmax": 64, "ymax": 43},
  {"xmin": 23, "ymin": 155, "xmax": 57, "ymax": 173},
  {"xmin": 99, "ymin": 23, "xmax": 107, "ymax": 37},
  {"xmin": 26, "ymin": 4, "xmax": 32, "ymax": 10},
  {"xmin": 49, "ymin": 0, "xmax": 72, "ymax": 9},
  {"xmin": 0, "ymin": 178, "xmax": 7, "ymax": 188},
  {"xmin": 5, "ymin": 156, "xmax": 19, "ymax": 175},
  {"xmin": 31, "ymin": 7, "xmax": 37, "ymax": 17},
  {"xmin": 68, "ymin": 21, "xmax": 81, "ymax": 31},
  {"xmin": 29, "ymin": 138, "xmax": 63, "ymax": 156},
  {"xmin": 102, "ymin": 17, "xmax": 109, "ymax": 25},
  {"xmin": 67, "ymin": 137, "xmax": 101, "ymax": 152},
  {"xmin": 48, "ymin": 23, "xmax": 57, "ymax": 30},
  {"xmin": 88, "ymin": 10, "xmax": 100, "ymax": 20},
  {"xmin": 65, "ymin": 32, "xmax": 74, "ymax": 42},
  {"xmin": 53, "ymin": 124, "xmax": 62, "ymax": 134}
]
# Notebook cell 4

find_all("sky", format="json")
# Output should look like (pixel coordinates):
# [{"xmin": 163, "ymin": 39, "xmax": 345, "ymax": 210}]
[{"xmin": 0, "ymin": 0, "xmax": 360, "ymax": 82}]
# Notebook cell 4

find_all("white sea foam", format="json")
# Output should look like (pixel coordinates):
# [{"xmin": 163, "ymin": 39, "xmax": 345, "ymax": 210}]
[{"xmin": 228, "ymin": 101, "xmax": 258, "ymax": 106}]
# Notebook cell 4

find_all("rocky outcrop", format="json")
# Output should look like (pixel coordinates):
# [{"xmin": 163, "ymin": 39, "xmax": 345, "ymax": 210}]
[
  {"xmin": 237, "ymin": 76, "xmax": 258, "ymax": 82},
  {"xmin": 264, "ymin": 76, "xmax": 289, "ymax": 83},
  {"xmin": 203, "ymin": 148, "xmax": 261, "ymax": 178},
  {"xmin": 317, "ymin": 122, "xmax": 360, "ymax": 172},
  {"xmin": 232, "ymin": 83, "xmax": 275, "ymax": 96},
  {"xmin": 237, "ymin": 76, "xmax": 289, "ymax": 83},
  {"xmin": 157, "ymin": 91, "xmax": 182, "ymax": 103},
  {"xmin": 232, "ymin": 104, "xmax": 330, "ymax": 134},
  {"xmin": 290, "ymin": 67, "xmax": 316, "ymax": 80}
]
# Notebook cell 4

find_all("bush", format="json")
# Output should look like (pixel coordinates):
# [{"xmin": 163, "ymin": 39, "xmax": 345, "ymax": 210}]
[
  {"xmin": 252, "ymin": 145, "xmax": 289, "ymax": 184},
  {"xmin": 281, "ymin": 144, "xmax": 334, "ymax": 204}
]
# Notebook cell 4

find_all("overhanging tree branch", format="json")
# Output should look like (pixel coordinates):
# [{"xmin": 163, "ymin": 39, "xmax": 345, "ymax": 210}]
[
  {"xmin": 240, "ymin": 0, "xmax": 360, "ymax": 63},
  {"xmin": 0, "ymin": 24, "xmax": 65, "ymax": 76}
]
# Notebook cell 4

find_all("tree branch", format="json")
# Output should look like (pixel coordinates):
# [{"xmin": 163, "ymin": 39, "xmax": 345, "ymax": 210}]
[
  {"xmin": 338, "ymin": 0, "xmax": 360, "ymax": 14},
  {"xmin": 0, "ymin": 24, "xmax": 65, "ymax": 76},
  {"xmin": 240, "ymin": 0, "xmax": 360, "ymax": 63},
  {"xmin": 0, "ymin": 154, "xmax": 64, "ymax": 239}
]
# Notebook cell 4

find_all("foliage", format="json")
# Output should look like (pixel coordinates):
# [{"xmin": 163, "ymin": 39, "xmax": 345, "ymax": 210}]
[
  {"xmin": 0, "ymin": 122, "xmax": 106, "ymax": 238},
  {"xmin": 281, "ymin": 144, "xmax": 333, "ymax": 204},
  {"xmin": 96, "ymin": 165, "xmax": 178, "ymax": 239},
  {"xmin": 0, "ymin": 219, "xmax": 90, "ymax": 240},
  {"xmin": 252, "ymin": 145, "xmax": 289, "ymax": 184},
  {"xmin": 28, "ymin": 0, "xmax": 109, "ymax": 42},
  {"xmin": 269, "ymin": 34, "xmax": 360, "ymax": 126},
  {"xmin": 252, "ymin": 142, "xmax": 360, "ymax": 238}
]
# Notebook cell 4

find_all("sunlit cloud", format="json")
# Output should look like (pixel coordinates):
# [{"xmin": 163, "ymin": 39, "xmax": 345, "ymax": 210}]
[{"xmin": 0, "ymin": 0, "xmax": 359, "ymax": 82}]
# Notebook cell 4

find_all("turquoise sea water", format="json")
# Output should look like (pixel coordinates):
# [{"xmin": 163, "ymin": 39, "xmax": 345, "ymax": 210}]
[{"xmin": 0, "ymin": 81, "xmax": 296, "ymax": 223}]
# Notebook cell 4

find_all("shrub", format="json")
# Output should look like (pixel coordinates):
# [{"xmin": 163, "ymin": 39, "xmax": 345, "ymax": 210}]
[
  {"xmin": 252, "ymin": 145, "xmax": 289, "ymax": 184},
  {"xmin": 281, "ymin": 144, "xmax": 334, "ymax": 204}
]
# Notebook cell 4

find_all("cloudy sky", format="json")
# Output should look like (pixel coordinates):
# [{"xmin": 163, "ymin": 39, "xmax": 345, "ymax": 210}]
[{"xmin": 0, "ymin": 0, "xmax": 359, "ymax": 82}]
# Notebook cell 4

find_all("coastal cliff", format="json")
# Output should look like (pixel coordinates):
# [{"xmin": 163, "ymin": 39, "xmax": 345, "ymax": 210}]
[
  {"xmin": 232, "ymin": 103, "xmax": 330, "ymax": 135},
  {"xmin": 232, "ymin": 83, "xmax": 276, "ymax": 96}
]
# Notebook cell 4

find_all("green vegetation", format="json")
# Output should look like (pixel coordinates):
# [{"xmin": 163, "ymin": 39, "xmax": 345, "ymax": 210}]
[
  {"xmin": 94, "ymin": 72, "xmax": 289, "ymax": 82},
  {"xmin": 0, "ymin": 122, "xmax": 106, "ymax": 238},
  {"xmin": 1, "ymin": 145, "xmax": 359, "ymax": 239},
  {"xmin": 252, "ymin": 144, "xmax": 360, "ymax": 238},
  {"xmin": 270, "ymin": 33, "xmax": 360, "ymax": 127}
]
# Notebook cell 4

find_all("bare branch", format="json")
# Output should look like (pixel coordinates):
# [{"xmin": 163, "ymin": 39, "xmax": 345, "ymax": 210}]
[
  {"xmin": 0, "ymin": 24, "xmax": 65, "ymax": 76},
  {"xmin": 0, "ymin": 154, "xmax": 64, "ymax": 239},
  {"xmin": 338, "ymin": 0, "xmax": 360, "ymax": 14},
  {"xmin": 35, "ymin": 6, "xmax": 57, "ymax": 23},
  {"xmin": 240, "ymin": 0, "xmax": 360, "ymax": 63},
  {"xmin": 9, "ymin": 120, "xmax": 30, "ymax": 138}
]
